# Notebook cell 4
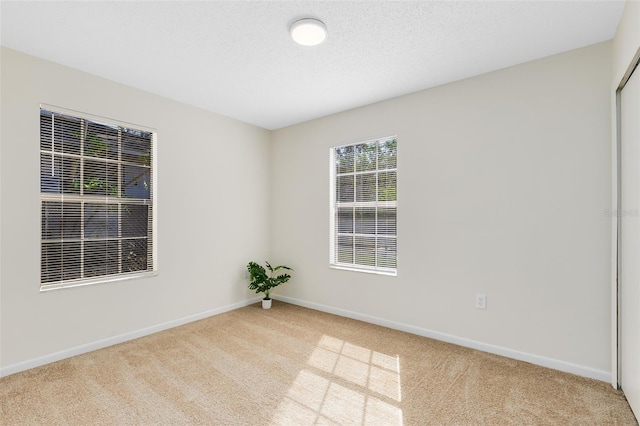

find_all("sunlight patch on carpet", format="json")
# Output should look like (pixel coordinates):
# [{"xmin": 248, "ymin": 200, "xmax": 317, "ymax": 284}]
[{"xmin": 271, "ymin": 335, "xmax": 402, "ymax": 425}]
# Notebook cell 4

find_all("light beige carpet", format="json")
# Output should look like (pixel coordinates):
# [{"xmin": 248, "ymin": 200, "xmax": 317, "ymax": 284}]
[{"xmin": 0, "ymin": 301, "xmax": 636, "ymax": 425}]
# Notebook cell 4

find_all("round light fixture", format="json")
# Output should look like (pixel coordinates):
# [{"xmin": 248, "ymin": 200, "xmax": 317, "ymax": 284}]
[{"xmin": 290, "ymin": 18, "xmax": 327, "ymax": 46}]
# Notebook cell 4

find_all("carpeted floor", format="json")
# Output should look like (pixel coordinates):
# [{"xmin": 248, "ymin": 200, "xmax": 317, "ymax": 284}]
[{"xmin": 0, "ymin": 301, "xmax": 637, "ymax": 425}]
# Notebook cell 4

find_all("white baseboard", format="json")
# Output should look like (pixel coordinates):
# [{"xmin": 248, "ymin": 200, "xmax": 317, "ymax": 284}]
[
  {"xmin": 2, "ymin": 295, "xmax": 610, "ymax": 383},
  {"xmin": 275, "ymin": 295, "xmax": 611, "ymax": 383},
  {"xmin": 0, "ymin": 297, "xmax": 262, "ymax": 378}
]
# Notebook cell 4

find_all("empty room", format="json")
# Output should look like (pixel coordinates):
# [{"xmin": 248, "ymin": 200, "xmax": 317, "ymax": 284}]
[{"xmin": 1, "ymin": 0, "xmax": 639, "ymax": 424}]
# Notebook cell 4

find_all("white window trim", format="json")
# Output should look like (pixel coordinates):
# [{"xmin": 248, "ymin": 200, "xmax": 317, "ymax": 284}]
[
  {"xmin": 329, "ymin": 136, "xmax": 397, "ymax": 276},
  {"xmin": 39, "ymin": 104, "xmax": 158, "ymax": 291}
]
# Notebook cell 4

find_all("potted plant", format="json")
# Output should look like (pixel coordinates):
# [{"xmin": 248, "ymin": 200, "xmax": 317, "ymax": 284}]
[{"xmin": 247, "ymin": 261, "xmax": 293, "ymax": 309}]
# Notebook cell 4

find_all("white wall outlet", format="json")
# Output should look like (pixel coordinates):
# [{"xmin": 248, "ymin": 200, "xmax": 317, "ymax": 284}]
[{"xmin": 475, "ymin": 294, "xmax": 487, "ymax": 310}]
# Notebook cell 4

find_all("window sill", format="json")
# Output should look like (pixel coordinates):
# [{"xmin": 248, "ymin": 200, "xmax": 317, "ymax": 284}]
[
  {"xmin": 329, "ymin": 264, "xmax": 397, "ymax": 277},
  {"xmin": 40, "ymin": 271, "xmax": 157, "ymax": 292}
]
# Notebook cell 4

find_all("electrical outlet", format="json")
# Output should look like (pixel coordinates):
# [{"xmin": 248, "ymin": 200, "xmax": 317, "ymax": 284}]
[{"xmin": 475, "ymin": 294, "xmax": 487, "ymax": 310}]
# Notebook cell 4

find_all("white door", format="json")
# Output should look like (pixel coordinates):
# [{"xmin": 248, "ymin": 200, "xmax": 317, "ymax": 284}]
[{"xmin": 620, "ymin": 65, "xmax": 640, "ymax": 419}]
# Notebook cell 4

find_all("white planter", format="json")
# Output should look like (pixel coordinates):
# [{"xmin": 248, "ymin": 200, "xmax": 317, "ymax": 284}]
[{"xmin": 262, "ymin": 299, "xmax": 272, "ymax": 309}]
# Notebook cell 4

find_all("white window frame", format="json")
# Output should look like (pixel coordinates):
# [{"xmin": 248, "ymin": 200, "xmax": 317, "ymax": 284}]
[
  {"xmin": 329, "ymin": 136, "xmax": 397, "ymax": 276},
  {"xmin": 39, "ymin": 104, "xmax": 158, "ymax": 291}
]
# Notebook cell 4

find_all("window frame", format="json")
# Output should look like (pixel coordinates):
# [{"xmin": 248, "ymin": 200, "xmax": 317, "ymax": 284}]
[
  {"xmin": 329, "ymin": 135, "xmax": 397, "ymax": 276},
  {"xmin": 39, "ymin": 104, "xmax": 158, "ymax": 291}
]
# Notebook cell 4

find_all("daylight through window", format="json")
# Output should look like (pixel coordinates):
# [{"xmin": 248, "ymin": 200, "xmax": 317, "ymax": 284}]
[
  {"xmin": 40, "ymin": 107, "xmax": 155, "ymax": 290},
  {"xmin": 330, "ymin": 137, "xmax": 397, "ymax": 274}
]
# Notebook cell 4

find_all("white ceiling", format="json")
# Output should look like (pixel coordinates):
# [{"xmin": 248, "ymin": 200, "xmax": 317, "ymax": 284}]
[{"xmin": 0, "ymin": 1, "xmax": 626, "ymax": 130}]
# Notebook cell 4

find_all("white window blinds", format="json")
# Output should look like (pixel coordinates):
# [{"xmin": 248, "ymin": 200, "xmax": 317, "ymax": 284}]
[
  {"xmin": 330, "ymin": 137, "xmax": 397, "ymax": 274},
  {"xmin": 40, "ymin": 107, "xmax": 155, "ymax": 290}
]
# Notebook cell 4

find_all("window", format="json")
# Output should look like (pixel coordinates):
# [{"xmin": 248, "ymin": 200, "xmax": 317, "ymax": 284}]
[
  {"xmin": 40, "ymin": 107, "xmax": 156, "ymax": 290},
  {"xmin": 330, "ymin": 136, "xmax": 397, "ymax": 275}
]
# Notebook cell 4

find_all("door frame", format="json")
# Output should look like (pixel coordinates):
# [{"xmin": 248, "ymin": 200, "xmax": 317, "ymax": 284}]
[{"xmin": 615, "ymin": 47, "xmax": 640, "ymax": 389}]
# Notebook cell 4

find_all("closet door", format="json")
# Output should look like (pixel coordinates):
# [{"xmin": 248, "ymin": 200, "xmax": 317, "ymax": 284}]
[{"xmin": 620, "ymin": 64, "xmax": 640, "ymax": 419}]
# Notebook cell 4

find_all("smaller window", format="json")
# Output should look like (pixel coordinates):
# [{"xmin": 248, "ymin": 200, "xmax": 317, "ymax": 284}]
[{"xmin": 330, "ymin": 136, "xmax": 397, "ymax": 275}]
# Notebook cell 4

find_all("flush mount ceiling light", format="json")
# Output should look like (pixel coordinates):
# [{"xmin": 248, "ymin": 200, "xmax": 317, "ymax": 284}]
[{"xmin": 290, "ymin": 18, "xmax": 327, "ymax": 46}]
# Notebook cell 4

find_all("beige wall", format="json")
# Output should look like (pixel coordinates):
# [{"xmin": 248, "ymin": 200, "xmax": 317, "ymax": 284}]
[
  {"xmin": 271, "ymin": 42, "xmax": 613, "ymax": 378},
  {"xmin": 0, "ymin": 47, "xmax": 271, "ymax": 371}
]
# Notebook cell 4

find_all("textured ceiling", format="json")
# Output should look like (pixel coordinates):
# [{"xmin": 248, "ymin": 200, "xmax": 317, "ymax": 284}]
[{"xmin": 0, "ymin": 1, "xmax": 626, "ymax": 130}]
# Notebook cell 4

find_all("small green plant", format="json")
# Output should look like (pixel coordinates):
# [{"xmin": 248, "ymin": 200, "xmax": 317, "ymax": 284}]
[{"xmin": 247, "ymin": 261, "xmax": 293, "ymax": 300}]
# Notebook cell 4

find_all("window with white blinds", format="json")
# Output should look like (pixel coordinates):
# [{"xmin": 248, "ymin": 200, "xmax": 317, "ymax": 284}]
[
  {"xmin": 40, "ymin": 107, "xmax": 155, "ymax": 290},
  {"xmin": 330, "ymin": 136, "xmax": 397, "ymax": 275}
]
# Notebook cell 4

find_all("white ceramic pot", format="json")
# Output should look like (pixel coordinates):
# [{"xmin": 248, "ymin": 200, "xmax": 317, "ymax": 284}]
[{"xmin": 262, "ymin": 299, "xmax": 272, "ymax": 309}]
